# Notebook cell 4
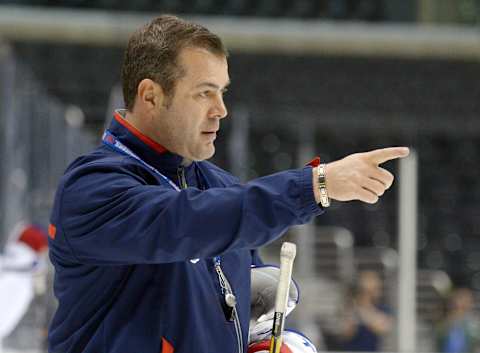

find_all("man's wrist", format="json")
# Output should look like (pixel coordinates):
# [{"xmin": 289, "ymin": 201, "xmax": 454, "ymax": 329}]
[
  {"xmin": 317, "ymin": 164, "xmax": 330, "ymax": 208},
  {"xmin": 312, "ymin": 166, "xmax": 321, "ymax": 204}
]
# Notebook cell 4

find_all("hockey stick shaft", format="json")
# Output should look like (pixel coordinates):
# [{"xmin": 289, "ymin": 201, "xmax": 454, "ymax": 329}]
[{"xmin": 269, "ymin": 242, "xmax": 296, "ymax": 353}]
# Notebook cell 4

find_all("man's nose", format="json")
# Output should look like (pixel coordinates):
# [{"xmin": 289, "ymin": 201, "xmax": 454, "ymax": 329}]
[{"xmin": 211, "ymin": 95, "xmax": 228, "ymax": 119}]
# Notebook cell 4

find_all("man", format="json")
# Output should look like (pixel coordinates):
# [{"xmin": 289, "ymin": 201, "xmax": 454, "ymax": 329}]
[
  {"xmin": 47, "ymin": 15, "xmax": 409, "ymax": 353},
  {"xmin": 436, "ymin": 288, "xmax": 480, "ymax": 353},
  {"xmin": 339, "ymin": 270, "xmax": 393, "ymax": 351}
]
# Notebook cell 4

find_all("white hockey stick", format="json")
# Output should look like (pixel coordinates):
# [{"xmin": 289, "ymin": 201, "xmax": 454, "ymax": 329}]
[{"xmin": 269, "ymin": 242, "xmax": 297, "ymax": 353}]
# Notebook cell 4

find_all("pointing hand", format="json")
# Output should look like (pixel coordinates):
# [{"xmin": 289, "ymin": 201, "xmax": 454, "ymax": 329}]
[{"xmin": 319, "ymin": 147, "xmax": 410, "ymax": 204}]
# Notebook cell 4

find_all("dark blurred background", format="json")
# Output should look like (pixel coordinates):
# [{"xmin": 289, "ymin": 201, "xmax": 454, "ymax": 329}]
[{"xmin": 0, "ymin": 0, "xmax": 479, "ymax": 352}]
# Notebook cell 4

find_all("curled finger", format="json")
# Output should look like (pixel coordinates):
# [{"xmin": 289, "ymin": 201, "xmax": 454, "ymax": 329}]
[
  {"xmin": 356, "ymin": 186, "xmax": 379, "ymax": 204},
  {"xmin": 362, "ymin": 176, "xmax": 386, "ymax": 197},
  {"xmin": 370, "ymin": 167, "xmax": 394, "ymax": 189}
]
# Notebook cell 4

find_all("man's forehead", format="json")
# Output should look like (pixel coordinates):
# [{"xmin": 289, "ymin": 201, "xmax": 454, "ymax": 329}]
[{"xmin": 177, "ymin": 47, "xmax": 229, "ymax": 86}]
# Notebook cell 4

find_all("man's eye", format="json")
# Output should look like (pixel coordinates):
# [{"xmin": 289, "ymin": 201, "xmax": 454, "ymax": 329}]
[{"xmin": 199, "ymin": 91, "xmax": 210, "ymax": 98}]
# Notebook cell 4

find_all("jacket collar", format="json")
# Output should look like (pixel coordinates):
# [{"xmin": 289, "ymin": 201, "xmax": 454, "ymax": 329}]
[
  {"xmin": 113, "ymin": 110, "xmax": 167, "ymax": 155},
  {"xmin": 107, "ymin": 110, "xmax": 195, "ymax": 180}
]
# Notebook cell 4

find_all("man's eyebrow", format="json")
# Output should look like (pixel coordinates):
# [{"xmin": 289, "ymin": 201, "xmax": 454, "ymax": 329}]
[{"xmin": 195, "ymin": 80, "xmax": 231, "ymax": 90}]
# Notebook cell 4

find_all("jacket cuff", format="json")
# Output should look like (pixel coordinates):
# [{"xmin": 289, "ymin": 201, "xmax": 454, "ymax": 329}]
[{"xmin": 299, "ymin": 166, "xmax": 325, "ymax": 219}]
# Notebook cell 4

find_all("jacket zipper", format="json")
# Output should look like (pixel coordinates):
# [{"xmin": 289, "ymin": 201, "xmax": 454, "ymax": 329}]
[
  {"xmin": 214, "ymin": 262, "xmax": 244, "ymax": 353},
  {"xmin": 177, "ymin": 166, "xmax": 188, "ymax": 189},
  {"xmin": 178, "ymin": 165, "xmax": 243, "ymax": 352}
]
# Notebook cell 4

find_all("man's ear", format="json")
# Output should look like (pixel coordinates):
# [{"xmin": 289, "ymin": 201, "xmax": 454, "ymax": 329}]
[{"xmin": 137, "ymin": 79, "xmax": 164, "ymax": 109}]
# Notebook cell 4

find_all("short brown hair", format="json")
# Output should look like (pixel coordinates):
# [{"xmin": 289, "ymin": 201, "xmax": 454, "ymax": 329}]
[{"xmin": 121, "ymin": 15, "xmax": 228, "ymax": 110}]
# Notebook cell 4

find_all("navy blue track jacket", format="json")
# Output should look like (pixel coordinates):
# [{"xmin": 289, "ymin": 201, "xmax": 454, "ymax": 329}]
[{"xmin": 47, "ymin": 111, "xmax": 323, "ymax": 353}]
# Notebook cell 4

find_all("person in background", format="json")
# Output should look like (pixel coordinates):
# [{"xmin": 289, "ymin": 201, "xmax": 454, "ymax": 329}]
[
  {"xmin": 338, "ymin": 270, "xmax": 393, "ymax": 351},
  {"xmin": 0, "ymin": 222, "xmax": 48, "ymax": 353},
  {"xmin": 437, "ymin": 287, "xmax": 480, "ymax": 353}
]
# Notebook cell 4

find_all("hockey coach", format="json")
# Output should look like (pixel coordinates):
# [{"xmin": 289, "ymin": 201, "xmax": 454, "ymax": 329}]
[{"xmin": 47, "ymin": 15, "xmax": 409, "ymax": 353}]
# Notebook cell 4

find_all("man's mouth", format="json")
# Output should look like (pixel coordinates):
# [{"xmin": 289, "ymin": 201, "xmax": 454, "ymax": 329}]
[
  {"xmin": 202, "ymin": 131, "xmax": 218, "ymax": 140},
  {"xmin": 202, "ymin": 130, "xmax": 218, "ymax": 135}
]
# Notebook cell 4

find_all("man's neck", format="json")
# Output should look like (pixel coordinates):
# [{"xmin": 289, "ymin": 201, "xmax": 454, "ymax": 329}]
[
  {"xmin": 123, "ymin": 109, "xmax": 192, "ymax": 166},
  {"xmin": 123, "ymin": 110, "xmax": 160, "ymax": 146},
  {"xmin": 124, "ymin": 110, "xmax": 144, "ymax": 131}
]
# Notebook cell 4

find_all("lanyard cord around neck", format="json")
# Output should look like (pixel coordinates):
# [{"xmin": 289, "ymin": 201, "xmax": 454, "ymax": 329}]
[{"xmin": 102, "ymin": 130, "xmax": 180, "ymax": 191}]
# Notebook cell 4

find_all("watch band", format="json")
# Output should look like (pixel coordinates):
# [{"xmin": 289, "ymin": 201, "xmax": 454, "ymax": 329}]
[{"xmin": 318, "ymin": 164, "xmax": 330, "ymax": 208}]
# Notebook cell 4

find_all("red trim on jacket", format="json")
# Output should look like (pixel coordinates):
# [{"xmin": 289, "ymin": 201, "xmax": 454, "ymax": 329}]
[
  {"xmin": 161, "ymin": 337, "xmax": 174, "ymax": 353},
  {"xmin": 306, "ymin": 156, "xmax": 320, "ymax": 167},
  {"xmin": 48, "ymin": 224, "xmax": 56, "ymax": 240},
  {"xmin": 114, "ymin": 112, "xmax": 167, "ymax": 154}
]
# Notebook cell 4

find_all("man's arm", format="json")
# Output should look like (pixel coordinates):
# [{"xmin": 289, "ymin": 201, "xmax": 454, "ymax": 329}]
[
  {"xmin": 356, "ymin": 306, "xmax": 393, "ymax": 335},
  {"xmin": 53, "ymin": 165, "xmax": 320, "ymax": 265},
  {"xmin": 52, "ymin": 146, "xmax": 408, "ymax": 266}
]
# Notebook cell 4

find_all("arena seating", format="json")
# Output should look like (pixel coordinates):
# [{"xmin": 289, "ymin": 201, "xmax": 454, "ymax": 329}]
[
  {"xmin": 0, "ymin": 0, "xmax": 388, "ymax": 20},
  {"xmin": 10, "ymin": 40, "xmax": 480, "ymax": 289}
]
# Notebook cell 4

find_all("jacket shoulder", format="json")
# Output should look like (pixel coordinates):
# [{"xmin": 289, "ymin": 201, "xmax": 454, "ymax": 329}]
[{"xmin": 62, "ymin": 146, "xmax": 152, "ymax": 186}]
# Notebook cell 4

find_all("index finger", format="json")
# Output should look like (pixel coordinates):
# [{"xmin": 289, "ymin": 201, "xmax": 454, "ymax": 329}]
[{"xmin": 363, "ymin": 147, "xmax": 410, "ymax": 165}]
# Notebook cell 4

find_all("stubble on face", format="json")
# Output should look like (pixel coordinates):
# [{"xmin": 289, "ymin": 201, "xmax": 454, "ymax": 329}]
[{"xmin": 152, "ymin": 47, "xmax": 230, "ymax": 161}]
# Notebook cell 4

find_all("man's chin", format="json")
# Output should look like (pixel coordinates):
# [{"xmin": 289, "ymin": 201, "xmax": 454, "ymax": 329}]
[{"xmin": 189, "ymin": 147, "xmax": 215, "ymax": 162}]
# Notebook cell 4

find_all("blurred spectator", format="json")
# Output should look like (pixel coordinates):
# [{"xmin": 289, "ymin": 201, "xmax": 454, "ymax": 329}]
[
  {"xmin": 436, "ymin": 288, "xmax": 480, "ymax": 353},
  {"xmin": 0, "ymin": 222, "xmax": 48, "ymax": 352},
  {"xmin": 338, "ymin": 270, "xmax": 393, "ymax": 351}
]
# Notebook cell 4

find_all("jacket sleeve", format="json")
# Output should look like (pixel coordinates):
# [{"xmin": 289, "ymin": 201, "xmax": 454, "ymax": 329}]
[{"xmin": 54, "ymin": 163, "xmax": 323, "ymax": 265}]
